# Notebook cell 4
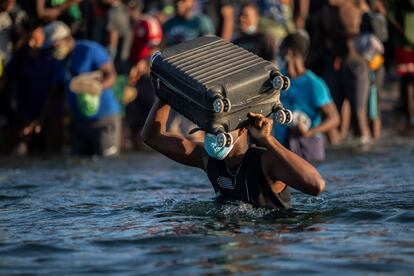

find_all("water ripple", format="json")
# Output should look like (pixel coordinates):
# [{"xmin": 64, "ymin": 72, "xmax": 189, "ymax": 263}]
[{"xmin": 0, "ymin": 138, "xmax": 413, "ymax": 274}]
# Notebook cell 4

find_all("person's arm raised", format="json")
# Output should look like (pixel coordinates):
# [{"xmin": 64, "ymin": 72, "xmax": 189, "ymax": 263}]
[
  {"xmin": 248, "ymin": 113, "xmax": 325, "ymax": 196},
  {"xmin": 220, "ymin": 5, "xmax": 235, "ymax": 41},
  {"xmin": 141, "ymin": 99, "xmax": 208, "ymax": 170}
]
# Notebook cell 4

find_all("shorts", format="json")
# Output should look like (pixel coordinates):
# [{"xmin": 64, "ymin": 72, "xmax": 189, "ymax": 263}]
[
  {"xmin": 334, "ymin": 56, "xmax": 370, "ymax": 113},
  {"xmin": 288, "ymin": 133, "xmax": 325, "ymax": 162},
  {"xmin": 69, "ymin": 115, "xmax": 121, "ymax": 157}
]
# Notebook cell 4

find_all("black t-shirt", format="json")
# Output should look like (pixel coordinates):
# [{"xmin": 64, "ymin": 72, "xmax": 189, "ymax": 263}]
[
  {"xmin": 233, "ymin": 31, "xmax": 276, "ymax": 61},
  {"xmin": 206, "ymin": 146, "xmax": 291, "ymax": 209}
]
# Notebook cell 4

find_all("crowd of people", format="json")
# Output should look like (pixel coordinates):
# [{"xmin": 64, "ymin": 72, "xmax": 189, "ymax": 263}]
[{"xmin": 0, "ymin": 0, "xmax": 413, "ymax": 161}]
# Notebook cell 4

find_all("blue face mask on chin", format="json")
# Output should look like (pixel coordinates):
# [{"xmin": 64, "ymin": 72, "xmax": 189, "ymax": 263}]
[
  {"xmin": 245, "ymin": 25, "xmax": 257, "ymax": 35},
  {"xmin": 204, "ymin": 133, "xmax": 237, "ymax": 160}
]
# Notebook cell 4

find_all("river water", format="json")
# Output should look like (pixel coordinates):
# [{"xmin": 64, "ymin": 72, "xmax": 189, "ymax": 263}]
[{"xmin": 0, "ymin": 138, "xmax": 413, "ymax": 275}]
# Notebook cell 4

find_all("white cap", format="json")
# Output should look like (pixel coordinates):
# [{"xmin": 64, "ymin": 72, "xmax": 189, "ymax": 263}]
[{"xmin": 44, "ymin": 21, "xmax": 71, "ymax": 47}]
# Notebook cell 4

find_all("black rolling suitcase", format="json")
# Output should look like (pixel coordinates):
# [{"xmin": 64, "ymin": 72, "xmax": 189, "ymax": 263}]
[{"xmin": 150, "ymin": 35, "xmax": 292, "ymax": 146}]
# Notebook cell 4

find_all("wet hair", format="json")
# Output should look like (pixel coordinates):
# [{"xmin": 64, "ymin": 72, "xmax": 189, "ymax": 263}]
[{"xmin": 279, "ymin": 31, "xmax": 310, "ymax": 59}]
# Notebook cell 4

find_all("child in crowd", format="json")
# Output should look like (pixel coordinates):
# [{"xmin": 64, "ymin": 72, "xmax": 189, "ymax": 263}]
[{"xmin": 274, "ymin": 32, "xmax": 339, "ymax": 162}]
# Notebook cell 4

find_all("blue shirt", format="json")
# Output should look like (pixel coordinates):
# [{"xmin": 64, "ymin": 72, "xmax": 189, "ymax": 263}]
[
  {"xmin": 54, "ymin": 40, "xmax": 120, "ymax": 121},
  {"xmin": 274, "ymin": 70, "xmax": 333, "ymax": 145}
]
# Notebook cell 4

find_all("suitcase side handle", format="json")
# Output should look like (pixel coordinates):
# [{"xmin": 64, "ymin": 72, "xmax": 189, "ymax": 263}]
[{"xmin": 150, "ymin": 51, "xmax": 162, "ymax": 68}]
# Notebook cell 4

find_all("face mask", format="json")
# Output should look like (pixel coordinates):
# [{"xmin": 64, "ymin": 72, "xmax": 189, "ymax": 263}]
[
  {"xmin": 53, "ymin": 44, "xmax": 71, "ymax": 60},
  {"xmin": 204, "ymin": 133, "xmax": 239, "ymax": 160},
  {"xmin": 245, "ymin": 25, "xmax": 257, "ymax": 35}
]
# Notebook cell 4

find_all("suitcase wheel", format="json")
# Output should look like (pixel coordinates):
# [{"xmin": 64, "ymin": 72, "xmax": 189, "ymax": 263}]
[
  {"xmin": 272, "ymin": 75, "xmax": 290, "ymax": 91},
  {"xmin": 275, "ymin": 109, "xmax": 293, "ymax": 124},
  {"xmin": 213, "ymin": 97, "xmax": 231, "ymax": 113},
  {"xmin": 272, "ymin": 104, "xmax": 284, "ymax": 113},
  {"xmin": 282, "ymin": 76, "xmax": 291, "ymax": 90},
  {"xmin": 216, "ymin": 132, "xmax": 233, "ymax": 148},
  {"xmin": 284, "ymin": 109, "xmax": 293, "ymax": 124},
  {"xmin": 275, "ymin": 109, "xmax": 286, "ymax": 124}
]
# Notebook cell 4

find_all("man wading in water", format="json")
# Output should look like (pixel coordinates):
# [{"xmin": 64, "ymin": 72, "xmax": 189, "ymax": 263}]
[{"xmin": 142, "ymin": 100, "xmax": 325, "ymax": 208}]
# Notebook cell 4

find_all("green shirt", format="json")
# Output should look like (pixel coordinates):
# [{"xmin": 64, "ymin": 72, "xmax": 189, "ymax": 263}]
[{"xmin": 48, "ymin": 0, "xmax": 81, "ymax": 21}]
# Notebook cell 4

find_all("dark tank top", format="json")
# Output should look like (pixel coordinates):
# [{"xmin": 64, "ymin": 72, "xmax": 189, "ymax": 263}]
[{"xmin": 206, "ymin": 147, "xmax": 291, "ymax": 209}]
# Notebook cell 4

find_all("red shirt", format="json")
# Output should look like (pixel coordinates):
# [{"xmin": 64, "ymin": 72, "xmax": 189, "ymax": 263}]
[{"xmin": 130, "ymin": 15, "xmax": 163, "ymax": 64}]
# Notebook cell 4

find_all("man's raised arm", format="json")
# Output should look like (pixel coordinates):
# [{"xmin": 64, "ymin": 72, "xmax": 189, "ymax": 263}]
[
  {"xmin": 141, "ymin": 99, "xmax": 208, "ymax": 170},
  {"xmin": 248, "ymin": 113, "xmax": 325, "ymax": 196}
]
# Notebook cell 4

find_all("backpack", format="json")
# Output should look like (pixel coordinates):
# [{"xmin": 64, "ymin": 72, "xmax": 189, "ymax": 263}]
[{"xmin": 361, "ymin": 12, "xmax": 388, "ymax": 42}]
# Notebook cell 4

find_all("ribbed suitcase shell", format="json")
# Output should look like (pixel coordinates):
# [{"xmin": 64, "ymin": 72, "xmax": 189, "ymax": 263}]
[{"xmin": 150, "ymin": 35, "xmax": 286, "ymax": 134}]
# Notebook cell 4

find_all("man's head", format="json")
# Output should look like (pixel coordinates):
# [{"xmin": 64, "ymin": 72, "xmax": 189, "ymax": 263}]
[
  {"xmin": 239, "ymin": 3, "xmax": 260, "ymax": 34},
  {"xmin": 126, "ymin": 0, "xmax": 144, "ymax": 21},
  {"xmin": 28, "ymin": 25, "xmax": 45, "ymax": 50},
  {"xmin": 279, "ymin": 32, "xmax": 309, "ymax": 60},
  {"xmin": 278, "ymin": 32, "xmax": 309, "ymax": 78},
  {"xmin": 44, "ymin": 21, "xmax": 74, "ymax": 60},
  {"xmin": 175, "ymin": 0, "xmax": 194, "ymax": 19},
  {"xmin": 21, "ymin": 19, "xmax": 45, "ymax": 50}
]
